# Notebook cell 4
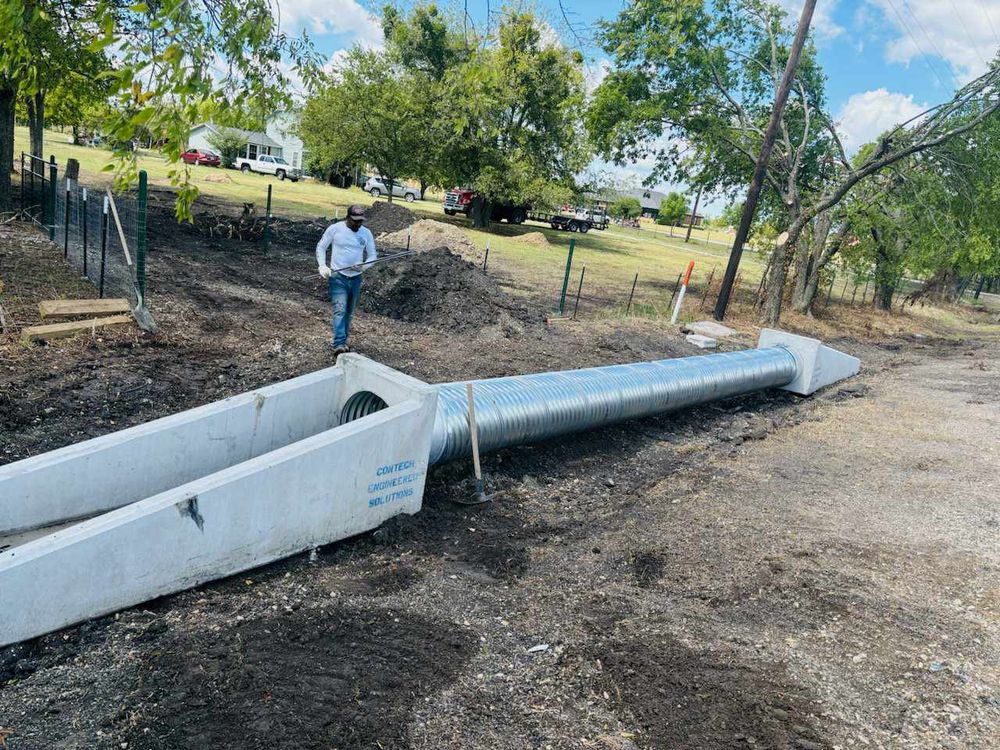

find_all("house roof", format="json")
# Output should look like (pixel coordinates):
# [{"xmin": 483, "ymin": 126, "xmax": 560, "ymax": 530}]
[
  {"xmin": 194, "ymin": 123, "xmax": 282, "ymax": 149},
  {"xmin": 589, "ymin": 188, "xmax": 668, "ymax": 211}
]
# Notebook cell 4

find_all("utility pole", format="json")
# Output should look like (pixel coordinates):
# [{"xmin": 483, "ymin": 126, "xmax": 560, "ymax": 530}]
[
  {"xmin": 684, "ymin": 185, "xmax": 703, "ymax": 243},
  {"xmin": 713, "ymin": 0, "xmax": 818, "ymax": 321}
]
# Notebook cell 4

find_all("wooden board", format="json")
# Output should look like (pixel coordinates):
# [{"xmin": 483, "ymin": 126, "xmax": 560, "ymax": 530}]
[
  {"xmin": 21, "ymin": 314, "xmax": 134, "ymax": 344},
  {"xmin": 38, "ymin": 298, "xmax": 130, "ymax": 320}
]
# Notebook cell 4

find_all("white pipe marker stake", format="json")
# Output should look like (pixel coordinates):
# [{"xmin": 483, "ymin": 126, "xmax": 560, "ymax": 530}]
[{"xmin": 671, "ymin": 260, "xmax": 695, "ymax": 324}]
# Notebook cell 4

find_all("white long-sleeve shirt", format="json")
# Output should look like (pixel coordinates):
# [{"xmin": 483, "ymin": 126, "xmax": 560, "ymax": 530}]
[{"xmin": 315, "ymin": 221, "xmax": 377, "ymax": 278}]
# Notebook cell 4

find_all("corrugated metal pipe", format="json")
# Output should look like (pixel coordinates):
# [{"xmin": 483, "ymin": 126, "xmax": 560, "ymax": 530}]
[{"xmin": 429, "ymin": 346, "xmax": 799, "ymax": 465}]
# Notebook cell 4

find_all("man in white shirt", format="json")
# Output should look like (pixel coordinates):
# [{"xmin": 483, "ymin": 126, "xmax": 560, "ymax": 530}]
[{"xmin": 315, "ymin": 204, "xmax": 377, "ymax": 355}]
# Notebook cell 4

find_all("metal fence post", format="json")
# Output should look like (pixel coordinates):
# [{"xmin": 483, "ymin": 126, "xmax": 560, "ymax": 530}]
[
  {"xmin": 625, "ymin": 272, "xmax": 638, "ymax": 315},
  {"xmin": 667, "ymin": 272, "xmax": 683, "ymax": 310},
  {"xmin": 99, "ymin": 196, "xmax": 109, "ymax": 298},
  {"xmin": 263, "ymin": 184, "xmax": 272, "ymax": 253},
  {"xmin": 558, "ymin": 238, "xmax": 576, "ymax": 315},
  {"xmin": 63, "ymin": 181, "xmax": 71, "ymax": 258},
  {"xmin": 48, "ymin": 155, "xmax": 57, "ymax": 241},
  {"xmin": 482, "ymin": 241, "xmax": 490, "ymax": 271},
  {"xmin": 19, "ymin": 153, "xmax": 24, "ymax": 214},
  {"xmin": 572, "ymin": 266, "xmax": 586, "ymax": 319},
  {"xmin": 137, "ymin": 171, "xmax": 148, "ymax": 304},
  {"xmin": 82, "ymin": 188, "xmax": 88, "ymax": 277}
]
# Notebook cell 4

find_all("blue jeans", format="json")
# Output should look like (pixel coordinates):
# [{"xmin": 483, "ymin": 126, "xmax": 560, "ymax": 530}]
[{"xmin": 329, "ymin": 273, "xmax": 362, "ymax": 347}]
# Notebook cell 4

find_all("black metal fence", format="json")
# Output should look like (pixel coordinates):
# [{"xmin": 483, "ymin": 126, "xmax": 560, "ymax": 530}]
[{"xmin": 20, "ymin": 153, "xmax": 149, "ymax": 310}]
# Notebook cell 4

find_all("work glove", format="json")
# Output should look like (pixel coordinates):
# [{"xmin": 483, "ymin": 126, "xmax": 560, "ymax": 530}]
[{"xmin": 318, "ymin": 264, "xmax": 332, "ymax": 279}]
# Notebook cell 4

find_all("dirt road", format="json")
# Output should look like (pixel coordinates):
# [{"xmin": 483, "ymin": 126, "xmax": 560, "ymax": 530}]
[{"xmin": 1, "ymin": 215, "xmax": 998, "ymax": 749}]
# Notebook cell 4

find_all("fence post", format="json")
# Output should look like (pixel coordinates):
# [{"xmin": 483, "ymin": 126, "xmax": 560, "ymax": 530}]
[
  {"xmin": 700, "ymin": 266, "xmax": 717, "ymax": 310},
  {"xmin": 48, "ymin": 155, "xmax": 57, "ymax": 241},
  {"xmin": 625, "ymin": 272, "xmax": 638, "ymax": 315},
  {"xmin": 263, "ymin": 183, "xmax": 272, "ymax": 254},
  {"xmin": 572, "ymin": 266, "xmax": 586, "ymax": 319},
  {"xmin": 99, "ymin": 196, "xmax": 109, "ymax": 298},
  {"xmin": 82, "ymin": 188, "xmax": 88, "ymax": 277},
  {"xmin": 482, "ymin": 240, "xmax": 490, "ymax": 271},
  {"xmin": 19, "ymin": 153, "xmax": 24, "ymax": 215},
  {"xmin": 136, "ymin": 171, "xmax": 148, "ymax": 304},
  {"xmin": 63, "ymin": 181, "xmax": 71, "ymax": 258},
  {"xmin": 558, "ymin": 238, "xmax": 576, "ymax": 316},
  {"xmin": 667, "ymin": 272, "xmax": 683, "ymax": 310},
  {"xmin": 825, "ymin": 273, "xmax": 836, "ymax": 308}
]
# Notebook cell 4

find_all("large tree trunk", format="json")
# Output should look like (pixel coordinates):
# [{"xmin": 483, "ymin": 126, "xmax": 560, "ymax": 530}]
[
  {"xmin": 0, "ymin": 82, "xmax": 16, "ymax": 214},
  {"xmin": 26, "ymin": 90, "xmax": 44, "ymax": 158},
  {"xmin": 470, "ymin": 195, "xmax": 492, "ymax": 229},
  {"xmin": 762, "ymin": 239, "xmax": 791, "ymax": 324},
  {"xmin": 791, "ymin": 212, "xmax": 832, "ymax": 311},
  {"xmin": 871, "ymin": 227, "xmax": 896, "ymax": 311}
]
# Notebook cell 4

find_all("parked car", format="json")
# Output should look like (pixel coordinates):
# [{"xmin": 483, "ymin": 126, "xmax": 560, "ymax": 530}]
[
  {"xmin": 364, "ymin": 177, "xmax": 420, "ymax": 202},
  {"xmin": 234, "ymin": 154, "xmax": 301, "ymax": 181},
  {"xmin": 181, "ymin": 149, "xmax": 221, "ymax": 166}
]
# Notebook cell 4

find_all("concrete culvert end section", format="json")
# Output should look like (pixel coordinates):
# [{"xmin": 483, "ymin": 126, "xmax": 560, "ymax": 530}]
[
  {"xmin": 0, "ymin": 331, "xmax": 858, "ymax": 646},
  {"xmin": 340, "ymin": 390, "xmax": 389, "ymax": 424}
]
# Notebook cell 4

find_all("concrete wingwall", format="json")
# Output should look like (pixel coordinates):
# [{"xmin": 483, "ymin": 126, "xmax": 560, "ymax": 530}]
[
  {"xmin": 0, "ymin": 355, "xmax": 439, "ymax": 647},
  {"xmin": 0, "ymin": 368, "xmax": 345, "ymax": 535}
]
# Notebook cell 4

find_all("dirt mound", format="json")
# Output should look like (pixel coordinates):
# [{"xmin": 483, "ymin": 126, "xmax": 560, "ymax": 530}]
[
  {"xmin": 516, "ymin": 231, "xmax": 550, "ymax": 248},
  {"xmin": 362, "ymin": 246, "xmax": 541, "ymax": 330},
  {"xmin": 379, "ymin": 219, "xmax": 478, "ymax": 260},
  {"xmin": 364, "ymin": 201, "xmax": 415, "ymax": 236}
]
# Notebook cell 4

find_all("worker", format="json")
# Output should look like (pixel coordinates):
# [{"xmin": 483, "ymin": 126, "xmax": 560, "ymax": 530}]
[{"xmin": 316, "ymin": 204, "xmax": 377, "ymax": 355}]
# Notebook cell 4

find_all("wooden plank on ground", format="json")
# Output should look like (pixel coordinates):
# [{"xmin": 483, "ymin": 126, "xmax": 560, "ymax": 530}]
[
  {"xmin": 21, "ymin": 315, "xmax": 134, "ymax": 344},
  {"xmin": 38, "ymin": 298, "xmax": 131, "ymax": 320}
]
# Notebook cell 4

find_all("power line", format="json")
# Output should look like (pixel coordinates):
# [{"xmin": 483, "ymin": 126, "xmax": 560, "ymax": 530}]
[
  {"xmin": 976, "ymin": 0, "xmax": 1000, "ymax": 50},
  {"xmin": 946, "ymin": 0, "xmax": 989, "ymax": 67},
  {"xmin": 884, "ymin": 0, "xmax": 952, "ymax": 89}
]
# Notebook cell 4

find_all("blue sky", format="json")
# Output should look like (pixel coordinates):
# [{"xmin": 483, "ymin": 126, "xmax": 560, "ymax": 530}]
[{"xmin": 276, "ymin": 0, "xmax": 1000, "ymax": 212}]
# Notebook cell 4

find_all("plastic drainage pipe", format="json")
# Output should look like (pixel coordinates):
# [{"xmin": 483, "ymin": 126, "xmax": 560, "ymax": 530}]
[{"xmin": 428, "ymin": 346, "xmax": 798, "ymax": 465}]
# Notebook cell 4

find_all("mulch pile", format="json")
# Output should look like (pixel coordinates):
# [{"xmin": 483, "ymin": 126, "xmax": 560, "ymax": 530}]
[
  {"xmin": 361, "ymin": 247, "xmax": 542, "ymax": 331},
  {"xmin": 364, "ymin": 201, "xmax": 415, "ymax": 236}
]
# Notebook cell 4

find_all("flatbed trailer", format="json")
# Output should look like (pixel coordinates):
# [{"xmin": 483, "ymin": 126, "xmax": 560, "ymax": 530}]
[{"xmin": 529, "ymin": 210, "xmax": 609, "ymax": 233}]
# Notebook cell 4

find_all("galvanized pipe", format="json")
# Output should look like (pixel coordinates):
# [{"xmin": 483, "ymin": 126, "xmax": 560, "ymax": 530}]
[{"xmin": 429, "ymin": 346, "xmax": 798, "ymax": 465}]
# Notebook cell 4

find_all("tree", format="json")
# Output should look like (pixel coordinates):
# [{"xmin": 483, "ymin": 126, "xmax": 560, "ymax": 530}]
[
  {"xmin": 0, "ymin": 0, "xmax": 320, "ymax": 216},
  {"xmin": 301, "ymin": 48, "xmax": 425, "ymax": 203},
  {"xmin": 207, "ymin": 128, "xmax": 247, "ymax": 169},
  {"xmin": 610, "ymin": 196, "xmax": 641, "ymax": 219},
  {"xmin": 657, "ymin": 192, "xmax": 688, "ymax": 225},
  {"xmin": 436, "ymin": 10, "xmax": 589, "ymax": 226},
  {"xmin": 589, "ymin": 0, "xmax": 1000, "ymax": 323}
]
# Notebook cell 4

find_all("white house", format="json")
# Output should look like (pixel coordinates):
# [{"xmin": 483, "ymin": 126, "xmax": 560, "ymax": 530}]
[
  {"xmin": 265, "ymin": 112, "xmax": 307, "ymax": 173},
  {"xmin": 187, "ymin": 123, "xmax": 284, "ymax": 161}
]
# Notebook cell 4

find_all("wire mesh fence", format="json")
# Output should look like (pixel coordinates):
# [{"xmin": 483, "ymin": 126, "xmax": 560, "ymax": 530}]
[{"xmin": 20, "ymin": 153, "xmax": 149, "ymax": 310}]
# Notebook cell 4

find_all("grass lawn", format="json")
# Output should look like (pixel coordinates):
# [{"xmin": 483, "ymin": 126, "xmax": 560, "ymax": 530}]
[
  {"xmin": 16, "ymin": 126, "xmax": 763, "ymax": 319},
  {"xmin": 13, "ymin": 126, "xmax": 444, "ymax": 220}
]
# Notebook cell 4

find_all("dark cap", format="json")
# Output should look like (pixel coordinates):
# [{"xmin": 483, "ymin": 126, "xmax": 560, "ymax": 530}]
[{"xmin": 347, "ymin": 204, "xmax": 367, "ymax": 221}]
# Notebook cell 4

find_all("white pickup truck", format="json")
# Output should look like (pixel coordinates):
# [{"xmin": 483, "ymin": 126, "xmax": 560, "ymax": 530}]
[{"xmin": 235, "ymin": 154, "xmax": 302, "ymax": 182}]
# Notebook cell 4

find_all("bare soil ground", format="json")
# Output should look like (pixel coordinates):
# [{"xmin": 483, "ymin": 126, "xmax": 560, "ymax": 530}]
[{"xmin": 1, "ymin": 201, "xmax": 998, "ymax": 750}]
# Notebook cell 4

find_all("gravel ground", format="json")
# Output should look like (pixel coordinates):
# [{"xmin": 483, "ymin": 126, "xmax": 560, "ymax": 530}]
[{"xmin": 1, "ymin": 207, "xmax": 998, "ymax": 749}]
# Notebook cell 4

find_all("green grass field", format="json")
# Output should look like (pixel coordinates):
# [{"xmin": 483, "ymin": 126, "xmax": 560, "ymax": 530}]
[{"xmin": 15, "ymin": 126, "xmax": 759, "ymax": 319}]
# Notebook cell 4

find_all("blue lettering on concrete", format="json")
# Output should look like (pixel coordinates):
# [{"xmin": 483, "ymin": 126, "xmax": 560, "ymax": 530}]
[{"xmin": 367, "ymin": 458, "xmax": 421, "ymax": 508}]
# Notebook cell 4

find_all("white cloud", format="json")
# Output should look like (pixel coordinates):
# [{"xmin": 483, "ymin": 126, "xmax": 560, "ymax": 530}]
[
  {"xmin": 777, "ymin": 0, "xmax": 844, "ymax": 41},
  {"xmin": 583, "ymin": 58, "xmax": 611, "ymax": 96},
  {"xmin": 836, "ymin": 88, "xmax": 926, "ymax": 152},
  {"xmin": 866, "ymin": 0, "xmax": 1000, "ymax": 82},
  {"xmin": 276, "ymin": 0, "xmax": 383, "ymax": 49}
]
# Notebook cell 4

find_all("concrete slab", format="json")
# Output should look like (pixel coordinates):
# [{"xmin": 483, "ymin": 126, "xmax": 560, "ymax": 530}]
[
  {"xmin": 685, "ymin": 320, "xmax": 738, "ymax": 338},
  {"xmin": 758, "ymin": 328, "xmax": 860, "ymax": 395},
  {"xmin": 686, "ymin": 333, "xmax": 717, "ymax": 349}
]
